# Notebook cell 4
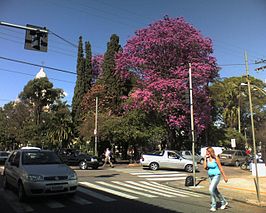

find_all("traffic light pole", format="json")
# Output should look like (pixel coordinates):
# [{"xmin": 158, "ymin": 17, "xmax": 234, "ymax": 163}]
[{"xmin": 0, "ymin": 21, "xmax": 48, "ymax": 33}]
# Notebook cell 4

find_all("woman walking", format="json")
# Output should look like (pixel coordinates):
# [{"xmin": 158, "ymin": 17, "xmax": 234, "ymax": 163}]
[{"xmin": 204, "ymin": 147, "xmax": 228, "ymax": 212}]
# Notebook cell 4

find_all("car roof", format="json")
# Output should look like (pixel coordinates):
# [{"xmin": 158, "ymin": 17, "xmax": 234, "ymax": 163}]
[{"xmin": 20, "ymin": 146, "xmax": 41, "ymax": 150}]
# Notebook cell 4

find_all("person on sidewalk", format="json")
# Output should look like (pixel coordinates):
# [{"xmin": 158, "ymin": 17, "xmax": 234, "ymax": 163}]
[
  {"xmin": 102, "ymin": 148, "xmax": 114, "ymax": 168},
  {"xmin": 204, "ymin": 146, "xmax": 228, "ymax": 212}
]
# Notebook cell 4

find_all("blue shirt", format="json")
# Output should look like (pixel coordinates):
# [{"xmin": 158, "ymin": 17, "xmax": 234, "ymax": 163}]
[{"xmin": 207, "ymin": 159, "xmax": 221, "ymax": 176}]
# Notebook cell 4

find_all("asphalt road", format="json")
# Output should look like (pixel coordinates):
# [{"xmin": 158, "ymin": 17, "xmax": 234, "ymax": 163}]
[{"xmin": 0, "ymin": 164, "xmax": 265, "ymax": 213}]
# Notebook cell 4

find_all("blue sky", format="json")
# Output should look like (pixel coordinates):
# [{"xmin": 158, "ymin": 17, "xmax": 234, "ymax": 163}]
[{"xmin": 0, "ymin": 0, "xmax": 266, "ymax": 107}]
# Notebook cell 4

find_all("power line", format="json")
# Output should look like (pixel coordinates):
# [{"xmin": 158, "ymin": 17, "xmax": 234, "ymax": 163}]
[
  {"xmin": 0, "ymin": 67, "xmax": 75, "ymax": 84},
  {"xmin": 49, "ymin": 30, "xmax": 78, "ymax": 48},
  {"xmin": 0, "ymin": 56, "xmax": 76, "ymax": 75}
]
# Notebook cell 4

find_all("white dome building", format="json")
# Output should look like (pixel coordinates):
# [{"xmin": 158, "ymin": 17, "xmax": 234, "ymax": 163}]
[{"xmin": 35, "ymin": 67, "xmax": 47, "ymax": 79}]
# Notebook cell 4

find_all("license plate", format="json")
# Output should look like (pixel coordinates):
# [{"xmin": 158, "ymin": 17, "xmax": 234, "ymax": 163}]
[{"xmin": 51, "ymin": 186, "xmax": 64, "ymax": 191}]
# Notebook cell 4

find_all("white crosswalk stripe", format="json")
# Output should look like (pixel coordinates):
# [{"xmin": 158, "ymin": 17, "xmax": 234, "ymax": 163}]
[
  {"xmin": 96, "ymin": 181, "xmax": 157, "ymax": 198},
  {"xmin": 142, "ymin": 181, "xmax": 202, "ymax": 198},
  {"xmin": 0, "ymin": 181, "xmax": 204, "ymax": 212},
  {"xmin": 128, "ymin": 170, "xmax": 188, "ymax": 181},
  {"xmin": 77, "ymin": 186, "xmax": 116, "ymax": 202},
  {"xmin": 79, "ymin": 182, "xmax": 138, "ymax": 199},
  {"xmin": 125, "ymin": 181, "xmax": 188, "ymax": 197}
]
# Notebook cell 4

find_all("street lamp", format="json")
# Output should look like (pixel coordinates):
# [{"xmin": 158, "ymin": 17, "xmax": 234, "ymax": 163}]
[{"xmin": 240, "ymin": 83, "xmax": 266, "ymax": 96}]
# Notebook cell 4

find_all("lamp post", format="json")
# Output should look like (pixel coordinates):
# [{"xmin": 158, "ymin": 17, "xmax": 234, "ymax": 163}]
[
  {"xmin": 244, "ymin": 51, "xmax": 261, "ymax": 204},
  {"xmin": 237, "ymin": 85, "xmax": 242, "ymax": 133},
  {"xmin": 188, "ymin": 63, "xmax": 196, "ymax": 187},
  {"xmin": 94, "ymin": 96, "xmax": 98, "ymax": 157}
]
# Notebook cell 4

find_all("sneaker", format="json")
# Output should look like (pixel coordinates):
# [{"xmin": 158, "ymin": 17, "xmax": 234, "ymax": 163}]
[
  {"xmin": 210, "ymin": 207, "xmax": 216, "ymax": 212},
  {"xmin": 220, "ymin": 202, "xmax": 228, "ymax": 209}
]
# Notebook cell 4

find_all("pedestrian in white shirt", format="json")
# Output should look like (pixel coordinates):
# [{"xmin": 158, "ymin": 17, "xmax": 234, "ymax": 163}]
[{"xmin": 102, "ymin": 148, "xmax": 114, "ymax": 168}]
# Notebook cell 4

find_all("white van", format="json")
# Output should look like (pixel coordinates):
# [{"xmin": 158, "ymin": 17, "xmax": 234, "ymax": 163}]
[{"xmin": 200, "ymin": 147, "xmax": 225, "ymax": 157}]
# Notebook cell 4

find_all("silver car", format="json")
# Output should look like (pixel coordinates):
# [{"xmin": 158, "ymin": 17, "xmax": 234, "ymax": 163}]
[
  {"xmin": 178, "ymin": 150, "xmax": 204, "ymax": 165},
  {"xmin": 3, "ymin": 148, "xmax": 78, "ymax": 201}
]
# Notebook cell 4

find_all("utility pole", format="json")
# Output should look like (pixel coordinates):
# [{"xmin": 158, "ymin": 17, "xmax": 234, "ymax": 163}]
[
  {"xmin": 189, "ymin": 63, "xmax": 196, "ymax": 187},
  {"xmin": 245, "ymin": 51, "xmax": 261, "ymax": 204},
  {"xmin": 94, "ymin": 96, "xmax": 99, "ymax": 156}
]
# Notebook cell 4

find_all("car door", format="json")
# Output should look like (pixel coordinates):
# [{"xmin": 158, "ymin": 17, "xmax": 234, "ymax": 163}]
[
  {"xmin": 184, "ymin": 151, "xmax": 192, "ymax": 160},
  {"xmin": 7, "ymin": 151, "xmax": 21, "ymax": 187},
  {"xmin": 166, "ymin": 151, "xmax": 183, "ymax": 169}
]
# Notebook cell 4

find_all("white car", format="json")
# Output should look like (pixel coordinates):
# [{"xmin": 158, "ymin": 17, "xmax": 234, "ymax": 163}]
[
  {"xmin": 140, "ymin": 150, "xmax": 198, "ymax": 172},
  {"xmin": 3, "ymin": 148, "xmax": 78, "ymax": 202}
]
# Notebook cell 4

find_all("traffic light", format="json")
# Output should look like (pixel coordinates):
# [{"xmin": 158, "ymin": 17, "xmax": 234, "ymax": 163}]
[{"xmin": 24, "ymin": 24, "xmax": 48, "ymax": 52}]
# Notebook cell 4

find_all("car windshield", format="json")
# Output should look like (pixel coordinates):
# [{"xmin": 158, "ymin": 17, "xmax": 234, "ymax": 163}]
[
  {"xmin": 222, "ymin": 150, "xmax": 236, "ymax": 155},
  {"xmin": 22, "ymin": 151, "xmax": 62, "ymax": 165}
]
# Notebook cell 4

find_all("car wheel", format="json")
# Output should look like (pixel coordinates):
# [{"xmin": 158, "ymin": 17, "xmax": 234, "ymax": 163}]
[
  {"xmin": 240, "ymin": 163, "xmax": 247, "ymax": 170},
  {"xmin": 3, "ymin": 174, "xmax": 9, "ymax": 189},
  {"xmin": 149, "ymin": 162, "xmax": 159, "ymax": 171},
  {"xmin": 18, "ymin": 182, "xmax": 27, "ymax": 202},
  {"xmin": 79, "ymin": 160, "xmax": 87, "ymax": 170},
  {"xmin": 200, "ymin": 159, "xmax": 204, "ymax": 165},
  {"xmin": 185, "ymin": 164, "xmax": 193, "ymax": 173},
  {"xmin": 235, "ymin": 160, "xmax": 240, "ymax": 167}
]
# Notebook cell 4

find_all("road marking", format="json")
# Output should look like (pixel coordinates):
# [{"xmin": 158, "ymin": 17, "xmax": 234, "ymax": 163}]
[
  {"xmin": 71, "ymin": 195, "xmax": 93, "ymax": 205},
  {"xmin": 147, "ymin": 181, "xmax": 203, "ymax": 197},
  {"xmin": 79, "ymin": 182, "xmax": 138, "ymax": 200},
  {"xmin": 111, "ymin": 181, "xmax": 173, "ymax": 197},
  {"xmin": 0, "ymin": 188, "xmax": 34, "ymax": 212},
  {"xmin": 77, "ymin": 186, "xmax": 116, "ymax": 202},
  {"xmin": 146, "ymin": 177, "xmax": 187, "ymax": 181},
  {"xmin": 138, "ymin": 173, "xmax": 186, "ymax": 178},
  {"xmin": 129, "ymin": 170, "xmax": 189, "ymax": 181},
  {"xmin": 125, "ymin": 181, "xmax": 187, "ymax": 197},
  {"xmin": 96, "ymin": 181, "xmax": 157, "ymax": 198},
  {"xmin": 130, "ymin": 171, "xmax": 183, "ymax": 175}
]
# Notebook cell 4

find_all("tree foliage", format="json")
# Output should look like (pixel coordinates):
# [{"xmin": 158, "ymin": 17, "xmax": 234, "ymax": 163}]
[
  {"xmin": 116, "ymin": 17, "xmax": 219, "ymax": 135},
  {"xmin": 209, "ymin": 76, "xmax": 266, "ymax": 148},
  {"xmin": 19, "ymin": 77, "xmax": 63, "ymax": 125}
]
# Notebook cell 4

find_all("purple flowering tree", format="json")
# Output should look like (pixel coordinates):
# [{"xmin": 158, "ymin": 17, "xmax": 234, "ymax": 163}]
[{"xmin": 116, "ymin": 17, "xmax": 219, "ymax": 136}]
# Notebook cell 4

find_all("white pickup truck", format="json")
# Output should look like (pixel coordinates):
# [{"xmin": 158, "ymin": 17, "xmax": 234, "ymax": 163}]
[{"xmin": 140, "ymin": 150, "xmax": 197, "ymax": 172}]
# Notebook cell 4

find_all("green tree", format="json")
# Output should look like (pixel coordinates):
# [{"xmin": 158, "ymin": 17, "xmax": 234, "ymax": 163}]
[
  {"xmin": 19, "ymin": 77, "xmax": 63, "ymax": 125},
  {"xmin": 47, "ymin": 101, "xmax": 73, "ymax": 148},
  {"xmin": 98, "ymin": 34, "xmax": 128, "ymax": 111},
  {"xmin": 84, "ymin": 41, "xmax": 93, "ymax": 93},
  {"xmin": 209, "ymin": 76, "xmax": 266, "ymax": 148},
  {"xmin": 72, "ymin": 36, "xmax": 85, "ymax": 134}
]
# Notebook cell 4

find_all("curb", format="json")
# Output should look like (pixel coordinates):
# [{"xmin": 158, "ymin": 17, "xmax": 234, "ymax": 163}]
[
  {"xmin": 127, "ymin": 163, "xmax": 141, "ymax": 167},
  {"xmin": 165, "ymin": 182, "xmax": 266, "ymax": 207}
]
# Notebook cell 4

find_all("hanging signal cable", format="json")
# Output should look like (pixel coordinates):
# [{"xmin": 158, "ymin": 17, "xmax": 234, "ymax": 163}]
[{"xmin": 0, "ymin": 56, "xmax": 76, "ymax": 75}]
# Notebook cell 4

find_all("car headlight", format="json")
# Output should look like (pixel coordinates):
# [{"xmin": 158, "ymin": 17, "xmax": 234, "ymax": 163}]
[
  {"xmin": 68, "ymin": 172, "xmax": 77, "ymax": 180},
  {"xmin": 26, "ymin": 174, "xmax": 44, "ymax": 182}
]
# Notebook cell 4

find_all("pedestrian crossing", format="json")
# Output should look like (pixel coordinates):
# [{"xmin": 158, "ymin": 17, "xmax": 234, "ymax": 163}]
[
  {"xmin": 0, "ymin": 180, "xmax": 205, "ymax": 212},
  {"xmin": 117, "ymin": 168, "xmax": 189, "ymax": 181}
]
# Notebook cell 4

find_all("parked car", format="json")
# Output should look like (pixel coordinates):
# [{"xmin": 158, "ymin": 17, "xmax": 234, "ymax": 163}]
[
  {"xmin": 56, "ymin": 149, "xmax": 101, "ymax": 170},
  {"xmin": 0, "ymin": 151, "xmax": 10, "ymax": 164},
  {"xmin": 140, "ymin": 150, "xmax": 198, "ymax": 172},
  {"xmin": 219, "ymin": 150, "xmax": 248, "ymax": 166},
  {"xmin": 177, "ymin": 150, "xmax": 204, "ymax": 164},
  {"xmin": 2, "ymin": 148, "xmax": 78, "ymax": 202},
  {"xmin": 200, "ymin": 147, "xmax": 225, "ymax": 157}
]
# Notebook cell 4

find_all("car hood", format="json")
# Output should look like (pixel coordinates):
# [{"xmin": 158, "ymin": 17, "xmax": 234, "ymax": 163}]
[{"xmin": 23, "ymin": 164, "xmax": 73, "ymax": 176}]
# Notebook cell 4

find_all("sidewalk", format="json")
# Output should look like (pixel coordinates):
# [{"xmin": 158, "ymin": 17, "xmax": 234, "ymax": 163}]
[{"xmin": 167, "ymin": 173, "xmax": 266, "ymax": 207}]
